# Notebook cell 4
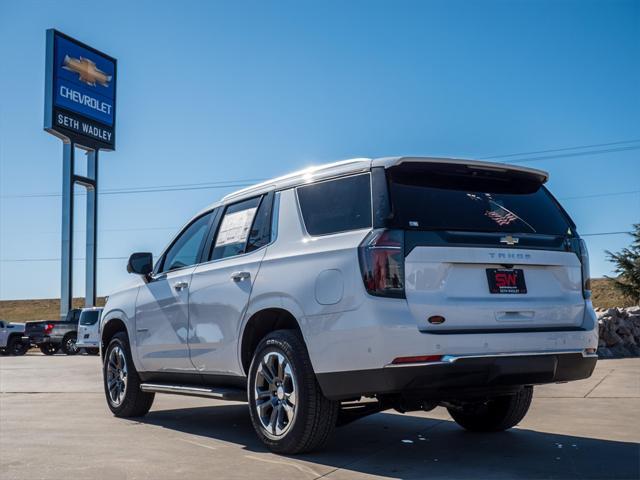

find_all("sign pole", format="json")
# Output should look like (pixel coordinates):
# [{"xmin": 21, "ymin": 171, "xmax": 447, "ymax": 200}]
[
  {"xmin": 60, "ymin": 141, "xmax": 74, "ymax": 319},
  {"xmin": 85, "ymin": 149, "xmax": 98, "ymax": 307}
]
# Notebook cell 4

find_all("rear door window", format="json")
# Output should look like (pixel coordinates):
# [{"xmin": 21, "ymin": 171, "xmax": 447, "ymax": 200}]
[
  {"xmin": 386, "ymin": 163, "xmax": 571, "ymax": 235},
  {"xmin": 297, "ymin": 173, "xmax": 372, "ymax": 236},
  {"xmin": 210, "ymin": 196, "xmax": 263, "ymax": 261},
  {"xmin": 246, "ymin": 195, "xmax": 274, "ymax": 253}
]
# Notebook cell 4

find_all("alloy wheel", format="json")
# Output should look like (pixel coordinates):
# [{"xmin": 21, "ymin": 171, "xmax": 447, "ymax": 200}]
[
  {"xmin": 106, "ymin": 345, "xmax": 128, "ymax": 406},
  {"xmin": 65, "ymin": 336, "xmax": 78, "ymax": 354},
  {"xmin": 253, "ymin": 351, "xmax": 297, "ymax": 437}
]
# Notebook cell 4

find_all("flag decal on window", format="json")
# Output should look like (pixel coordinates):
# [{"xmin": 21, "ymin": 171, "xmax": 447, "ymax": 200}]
[{"xmin": 485, "ymin": 209, "xmax": 518, "ymax": 226}]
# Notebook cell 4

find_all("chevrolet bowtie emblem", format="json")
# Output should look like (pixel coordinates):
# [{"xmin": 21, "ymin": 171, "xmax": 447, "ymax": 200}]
[
  {"xmin": 62, "ymin": 55, "xmax": 112, "ymax": 87},
  {"xmin": 500, "ymin": 235, "xmax": 519, "ymax": 246}
]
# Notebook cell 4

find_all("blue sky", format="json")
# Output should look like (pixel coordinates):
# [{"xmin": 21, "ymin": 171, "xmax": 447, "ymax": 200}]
[{"xmin": 1, "ymin": 0, "xmax": 639, "ymax": 300}]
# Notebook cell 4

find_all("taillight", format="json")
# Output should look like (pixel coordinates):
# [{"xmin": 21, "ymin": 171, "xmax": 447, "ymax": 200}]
[
  {"xmin": 578, "ymin": 238, "xmax": 591, "ymax": 299},
  {"xmin": 44, "ymin": 323, "xmax": 54, "ymax": 335},
  {"xmin": 358, "ymin": 229, "xmax": 405, "ymax": 298}
]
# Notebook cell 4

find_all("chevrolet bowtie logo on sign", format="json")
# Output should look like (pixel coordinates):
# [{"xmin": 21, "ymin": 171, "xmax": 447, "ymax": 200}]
[
  {"xmin": 63, "ymin": 55, "xmax": 112, "ymax": 87},
  {"xmin": 44, "ymin": 29, "xmax": 117, "ymax": 150}
]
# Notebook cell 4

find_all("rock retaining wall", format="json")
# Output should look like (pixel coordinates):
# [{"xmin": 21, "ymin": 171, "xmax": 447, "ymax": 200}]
[{"xmin": 596, "ymin": 306, "xmax": 640, "ymax": 358}]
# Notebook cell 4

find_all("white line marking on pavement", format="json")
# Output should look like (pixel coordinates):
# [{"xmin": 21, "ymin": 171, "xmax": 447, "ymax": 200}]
[{"xmin": 177, "ymin": 438, "xmax": 218, "ymax": 450}]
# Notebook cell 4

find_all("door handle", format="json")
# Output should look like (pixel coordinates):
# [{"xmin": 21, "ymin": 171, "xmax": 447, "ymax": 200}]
[
  {"xmin": 173, "ymin": 281, "xmax": 189, "ymax": 291},
  {"xmin": 231, "ymin": 271, "xmax": 251, "ymax": 282}
]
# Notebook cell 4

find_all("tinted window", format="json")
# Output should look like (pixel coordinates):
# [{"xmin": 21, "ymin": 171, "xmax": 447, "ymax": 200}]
[
  {"xmin": 297, "ymin": 174, "xmax": 372, "ymax": 235},
  {"xmin": 161, "ymin": 212, "xmax": 212, "ymax": 272},
  {"xmin": 80, "ymin": 311, "xmax": 100, "ymax": 326},
  {"xmin": 387, "ymin": 164, "xmax": 571, "ymax": 235},
  {"xmin": 211, "ymin": 197, "xmax": 261, "ymax": 260},
  {"xmin": 246, "ymin": 195, "xmax": 273, "ymax": 253},
  {"xmin": 68, "ymin": 310, "xmax": 81, "ymax": 323}
]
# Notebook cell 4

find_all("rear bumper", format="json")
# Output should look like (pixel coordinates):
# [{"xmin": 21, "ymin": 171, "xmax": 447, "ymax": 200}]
[
  {"xmin": 23, "ymin": 335, "xmax": 52, "ymax": 344},
  {"xmin": 316, "ymin": 352, "xmax": 597, "ymax": 400}
]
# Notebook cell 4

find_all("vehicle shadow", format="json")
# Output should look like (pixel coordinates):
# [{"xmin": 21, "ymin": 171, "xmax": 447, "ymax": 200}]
[{"xmin": 137, "ymin": 403, "xmax": 639, "ymax": 479}]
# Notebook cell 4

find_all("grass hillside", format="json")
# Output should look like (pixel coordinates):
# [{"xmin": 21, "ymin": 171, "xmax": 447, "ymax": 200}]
[
  {"xmin": 0, "ymin": 297, "xmax": 106, "ymax": 322},
  {"xmin": 0, "ymin": 278, "xmax": 635, "ymax": 322},
  {"xmin": 590, "ymin": 278, "xmax": 636, "ymax": 309}
]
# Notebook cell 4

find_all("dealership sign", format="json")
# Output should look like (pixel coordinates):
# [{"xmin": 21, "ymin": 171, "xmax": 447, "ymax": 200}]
[{"xmin": 44, "ymin": 29, "xmax": 117, "ymax": 150}]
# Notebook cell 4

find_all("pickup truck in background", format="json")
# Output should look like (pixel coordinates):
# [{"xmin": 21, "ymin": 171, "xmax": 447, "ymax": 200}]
[
  {"xmin": 23, "ymin": 308, "xmax": 82, "ymax": 355},
  {"xmin": 0, "ymin": 320, "xmax": 29, "ymax": 356},
  {"xmin": 76, "ymin": 307, "xmax": 103, "ymax": 355}
]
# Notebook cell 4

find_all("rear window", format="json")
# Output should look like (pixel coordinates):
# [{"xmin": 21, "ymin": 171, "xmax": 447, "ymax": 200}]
[
  {"xmin": 386, "ymin": 163, "xmax": 571, "ymax": 235},
  {"xmin": 297, "ymin": 174, "xmax": 372, "ymax": 235},
  {"xmin": 79, "ymin": 311, "xmax": 100, "ymax": 326}
]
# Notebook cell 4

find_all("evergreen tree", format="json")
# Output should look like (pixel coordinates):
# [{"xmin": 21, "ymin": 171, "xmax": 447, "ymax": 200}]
[{"xmin": 605, "ymin": 224, "xmax": 640, "ymax": 304}]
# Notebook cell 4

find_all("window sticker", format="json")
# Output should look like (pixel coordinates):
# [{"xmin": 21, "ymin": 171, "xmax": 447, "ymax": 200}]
[{"xmin": 216, "ymin": 208, "xmax": 257, "ymax": 246}]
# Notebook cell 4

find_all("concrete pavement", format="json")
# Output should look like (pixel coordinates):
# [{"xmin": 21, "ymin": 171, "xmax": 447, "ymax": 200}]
[{"xmin": 1, "ymin": 354, "xmax": 638, "ymax": 480}]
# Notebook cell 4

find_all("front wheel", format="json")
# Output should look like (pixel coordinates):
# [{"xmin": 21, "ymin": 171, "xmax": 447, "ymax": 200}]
[
  {"xmin": 39, "ymin": 343, "xmax": 59, "ymax": 355},
  {"xmin": 248, "ymin": 330, "xmax": 339, "ymax": 454},
  {"xmin": 103, "ymin": 332, "xmax": 154, "ymax": 417},
  {"xmin": 447, "ymin": 386, "xmax": 533, "ymax": 432}
]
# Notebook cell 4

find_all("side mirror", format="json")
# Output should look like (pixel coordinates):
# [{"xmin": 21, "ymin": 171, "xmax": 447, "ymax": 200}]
[{"xmin": 127, "ymin": 252, "xmax": 153, "ymax": 276}]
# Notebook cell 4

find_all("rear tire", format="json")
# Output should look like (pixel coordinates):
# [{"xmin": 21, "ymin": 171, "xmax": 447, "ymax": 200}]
[
  {"xmin": 85, "ymin": 348, "xmax": 100, "ymax": 355},
  {"xmin": 103, "ymin": 331, "xmax": 154, "ymax": 417},
  {"xmin": 7, "ymin": 337, "xmax": 28, "ymax": 356},
  {"xmin": 61, "ymin": 333, "xmax": 79, "ymax": 355},
  {"xmin": 248, "ymin": 329, "xmax": 339, "ymax": 454},
  {"xmin": 447, "ymin": 386, "xmax": 533, "ymax": 432},
  {"xmin": 39, "ymin": 343, "xmax": 59, "ymax": 355}
]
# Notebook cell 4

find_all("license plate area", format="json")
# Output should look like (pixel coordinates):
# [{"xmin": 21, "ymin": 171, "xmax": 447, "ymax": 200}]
[{"xmin": 486, "ymin": 268, "xmax": 527, "ymax": 294}]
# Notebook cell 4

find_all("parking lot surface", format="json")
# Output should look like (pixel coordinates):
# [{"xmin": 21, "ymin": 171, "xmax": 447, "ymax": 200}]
[{"xmin": 1, "ymin": 354, "xmax": 638, "ymax": 480}]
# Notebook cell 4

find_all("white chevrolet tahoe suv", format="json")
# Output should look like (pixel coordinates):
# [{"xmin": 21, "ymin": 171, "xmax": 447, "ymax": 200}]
[{"xmin": 100, "ymin": 157, "xmax": 598, "ymax": 453}]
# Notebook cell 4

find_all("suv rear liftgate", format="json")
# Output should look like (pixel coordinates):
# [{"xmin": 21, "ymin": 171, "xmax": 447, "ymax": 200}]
[{"xmin": 317, "ymin": 161, "xmax": 596, "ymax": 401}]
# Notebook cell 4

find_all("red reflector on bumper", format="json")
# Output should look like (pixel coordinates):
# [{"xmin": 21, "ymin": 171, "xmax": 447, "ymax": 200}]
[{"xmin": 391, "ymin": 355, "xmax": 443, "ymax": 365}]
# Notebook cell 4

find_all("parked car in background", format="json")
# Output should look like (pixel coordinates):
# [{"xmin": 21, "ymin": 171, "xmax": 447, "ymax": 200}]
[
  {"xmin": 76, "ymin": 307, "xmax": 103, "ymax": 355},
  {"xmin": 23, "ymin": 308, "xmax": 82, "ymax": 355},
  {"xmin": 0, "ymin": 320, "xmax": 29, "ymax": 356},
  {"xmin": 100, "ymin": 156, "xmax": 598, "ymax": 454}
]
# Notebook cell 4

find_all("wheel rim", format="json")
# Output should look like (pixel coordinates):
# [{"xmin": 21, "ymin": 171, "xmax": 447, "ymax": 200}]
[
  {"xmin": 254, "ymin": 351, "xmax": 297, "ymax": 437},
  {"xmin": 106, "ymin": 345, "xmax": 128, "ymax": 406},
  {"xmin": 66, "ymin": 337, "xmax": 78, "ymax": 353}
]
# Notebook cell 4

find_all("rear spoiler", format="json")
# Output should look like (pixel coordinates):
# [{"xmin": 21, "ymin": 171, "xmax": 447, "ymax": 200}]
[{"xmin": 373, "ymin": 157, "xmax": 549, "ymax": 184}]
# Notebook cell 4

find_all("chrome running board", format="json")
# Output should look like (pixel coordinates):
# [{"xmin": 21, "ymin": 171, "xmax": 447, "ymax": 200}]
[{"xmin": 140, "ymin": 383, "xmax": 247, "ymax": 402}]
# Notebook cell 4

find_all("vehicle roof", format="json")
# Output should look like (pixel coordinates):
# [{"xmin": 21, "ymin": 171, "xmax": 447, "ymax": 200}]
[
  {"xmin": 215, "ymin": 156, "xmax": 547, "ymax": 205},
  {"xmin": 193, "ymin": 156, "xmax": 549, "ymax": 220}
]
